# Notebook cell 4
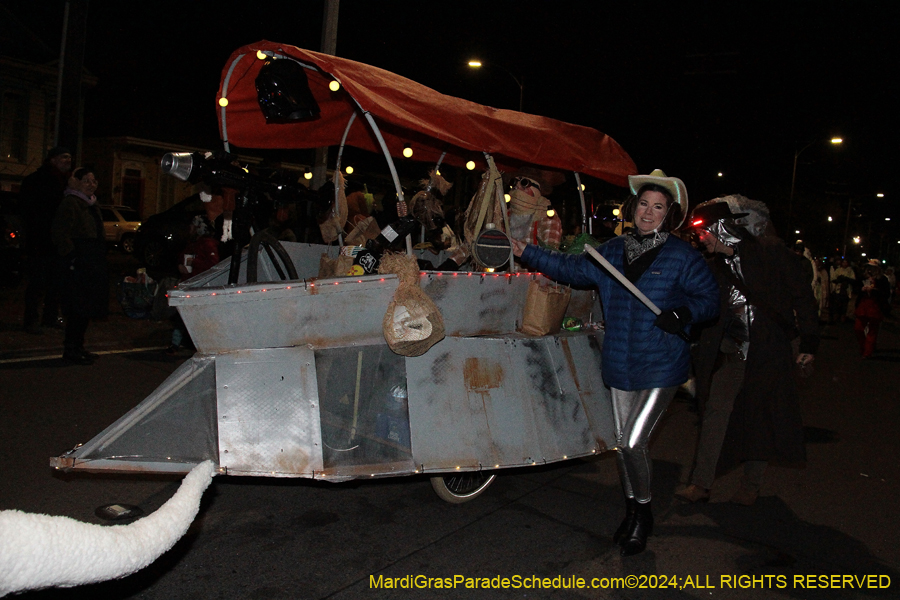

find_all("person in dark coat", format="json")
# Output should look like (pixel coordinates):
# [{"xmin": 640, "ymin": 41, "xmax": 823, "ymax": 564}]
[
  {"xmin": 20, "ymin": 146, "xmax": 72, "ymax": 334},
  {"xmin": 675, "ymin": 195, "xmax": 819, "ymax": 506},
  {"xmin": 51, "ymin": 167, "xmax": 108, "ymax": 365},
  {"xmin": 513, "ymin": 170, "xmax": 720, "ymax": 556}
]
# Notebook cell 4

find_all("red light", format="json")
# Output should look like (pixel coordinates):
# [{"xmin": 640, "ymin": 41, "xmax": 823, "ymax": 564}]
[{"xmin": 691, "ymin": 219, "xmax": 704, "ymax": 227}]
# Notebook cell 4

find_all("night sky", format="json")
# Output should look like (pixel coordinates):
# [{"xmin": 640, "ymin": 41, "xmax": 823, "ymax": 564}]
[{"xmin": 5, "ymin": 0, "xmax": 898, "ymax": 253}]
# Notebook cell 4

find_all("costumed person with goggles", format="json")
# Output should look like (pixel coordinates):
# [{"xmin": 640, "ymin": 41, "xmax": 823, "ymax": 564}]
[
  {"xmin": 676, "ymin": 196, "xmax": 819, "ymax": 506},
  {"xmin": 506, "ymin": 168, "xmax": 564, "ymax": 250},
  {"xmin": 512, "ymin": 170, "xmax": 719, "ymax": 556}
]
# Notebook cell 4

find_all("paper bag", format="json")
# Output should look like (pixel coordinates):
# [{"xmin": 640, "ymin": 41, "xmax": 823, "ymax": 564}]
[{"xmin": 519, "ymin": 280, "xmax": 571, "ymax": 336}]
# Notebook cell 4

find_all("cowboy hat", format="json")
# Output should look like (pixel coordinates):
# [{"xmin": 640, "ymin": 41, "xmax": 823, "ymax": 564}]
[{"xmin": 628, "ymin": 169, "xmax": 688, "ymax": 228}]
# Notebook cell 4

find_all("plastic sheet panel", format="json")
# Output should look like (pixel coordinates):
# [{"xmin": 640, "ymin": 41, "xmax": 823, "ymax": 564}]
[
  {"xmin": 405, "ymin": 332, "xmax": 612, "ymax": 472},
  {"xmin": 315, "ymin": 344, "xmax": 415, "ymax": 479},
  {"xmin": 217, "ymin": 347, "xmax": 323, "ymax": 477},
  {"xmin": 52, "ymin": 355, "xmax": 218, "ymax": 473}
]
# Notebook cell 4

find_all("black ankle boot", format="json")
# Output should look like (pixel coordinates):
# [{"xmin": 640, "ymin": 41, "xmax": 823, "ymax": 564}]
[
  {"xmin": 613, "ymin": 497, "xmax": 638, "ymax": 545},
  {"xmin": 621, "ymin": 500, "xmax": 653, "ymax": 556}
]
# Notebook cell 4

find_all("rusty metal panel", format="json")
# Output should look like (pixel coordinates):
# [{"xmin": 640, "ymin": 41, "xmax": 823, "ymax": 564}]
[
  {"xmin": 419, "ymin": 272, "xmax": 530, "ymax": 336},
  {"xmin": 405, "ymin": 340, "xmax": 508, "ymax": 471},
  {"xmin": 171, "ymin": 243, "xmax": 600, "ymax": 353},
  {"xmin": 520, "ymin": 335, "xmax": 613, "ymax": 458},
  {"xmin": 216, "ymin": 347, "xmax": 323, "ymax": 477},
  {"xmin": 172, "ymin": 276, "xmax": 399, "ymax": 353},
  {"xmin": 558, "ymin": 333, "xmax": 615, "ymax": 450},
  {"xmin": 405, "ymin": 333, "xmax": 612, "ymax": 473}
]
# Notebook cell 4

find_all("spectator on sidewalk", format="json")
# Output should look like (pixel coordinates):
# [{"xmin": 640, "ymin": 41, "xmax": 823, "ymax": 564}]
[
  {"xmin": 20, "ymin": 146, "xmax": 71, "ymax": 334},
  {"xmin": 52, "ymin": 167, "xmax": 108, "ymax": 365},
  {"xmin": 676, "ymin": 195, "xmax": 819, "ymax": 506}
]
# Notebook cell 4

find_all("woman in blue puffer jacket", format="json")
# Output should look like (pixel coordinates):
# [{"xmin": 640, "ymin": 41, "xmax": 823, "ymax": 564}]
[{"xmin": 513, "ymin": 170, "xmax": 719, "ymax": 556}]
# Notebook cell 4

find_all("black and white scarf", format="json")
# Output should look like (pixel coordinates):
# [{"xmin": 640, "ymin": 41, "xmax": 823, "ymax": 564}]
[{"xmin": 623, "ymin": 231, "xmax": 668, "ymax": 264}]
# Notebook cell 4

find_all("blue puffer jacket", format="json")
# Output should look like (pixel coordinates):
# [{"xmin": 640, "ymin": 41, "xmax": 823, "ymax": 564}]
[{"xmin": 522, "ymin": 235, "xmax": 719, "ymax": 391}]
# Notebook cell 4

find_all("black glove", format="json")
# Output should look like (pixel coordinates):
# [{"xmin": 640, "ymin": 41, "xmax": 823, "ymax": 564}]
[{"xmin": 654, "ymin": 306, "xmax": 692, "ymax": 335}]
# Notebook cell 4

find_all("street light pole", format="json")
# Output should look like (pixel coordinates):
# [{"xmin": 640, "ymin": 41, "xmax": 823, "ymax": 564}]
[
  {"xmin": 842, "ymin": 197, "xmax": 853, "ymax": 258},
  {"xmin": 467, "ymin": 60, "xmax": 524, "ymax": 112},
  {"xmin": 789, "ymin": 137, "xmax": 843, "ymax": 232}
]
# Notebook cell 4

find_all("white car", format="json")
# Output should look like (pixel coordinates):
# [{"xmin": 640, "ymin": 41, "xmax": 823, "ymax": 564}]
[{"xmin": 99, "ymin": 205, "xmax": 141, "ymax": 253}]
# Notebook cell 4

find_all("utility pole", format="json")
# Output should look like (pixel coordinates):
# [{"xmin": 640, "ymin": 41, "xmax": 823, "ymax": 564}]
[
  {"xmin": 55, "ymin": 0, "xmax": 89, "ymax": 156},
  {"xmin": 311, "ymin": 0, "xmax": 339, "ymax": 192}
]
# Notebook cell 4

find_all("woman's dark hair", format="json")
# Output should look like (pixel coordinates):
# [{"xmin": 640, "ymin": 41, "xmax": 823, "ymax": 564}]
[
  {"xmin": 621, "ymin": 183, "xmax": 682, "ymax": 232},
  {"xmin": 71, "ymin": 166, "xmax": 96, "ymax": 180}
]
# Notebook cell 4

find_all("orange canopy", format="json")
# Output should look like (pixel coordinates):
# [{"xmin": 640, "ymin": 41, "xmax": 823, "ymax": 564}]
[{"xmin": 217, "ymin": 41, "xmax": 636, "ymax": 186}]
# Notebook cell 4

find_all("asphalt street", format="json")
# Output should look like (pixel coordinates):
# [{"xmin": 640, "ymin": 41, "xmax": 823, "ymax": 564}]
[{"xmin": 1, "ymin": 259, "xmax": 898, "ymax": 599}]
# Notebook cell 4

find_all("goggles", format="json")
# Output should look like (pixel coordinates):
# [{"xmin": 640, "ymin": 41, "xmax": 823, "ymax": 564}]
[{"xmin": 511, "ymin": 177, "xmax": 541, "ymax": 191}]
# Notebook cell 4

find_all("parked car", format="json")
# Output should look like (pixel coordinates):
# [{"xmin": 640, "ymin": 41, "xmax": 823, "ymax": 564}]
[
  {"xmin": 99, "ymin": 204, "xmax": 141, "ymax": 253},
  {"xmin": 0, "ymin": 191, "xmax": 24, "ymax": 287},
  {"xmin": 133, "ymin": 194, "xmax": 208, "ymax": 270}
]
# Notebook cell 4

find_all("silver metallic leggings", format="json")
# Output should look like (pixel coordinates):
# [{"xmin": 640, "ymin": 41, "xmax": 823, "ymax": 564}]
[{"xmin": 611, "ymin": 386, "xmax": 678, "ymax": 503}]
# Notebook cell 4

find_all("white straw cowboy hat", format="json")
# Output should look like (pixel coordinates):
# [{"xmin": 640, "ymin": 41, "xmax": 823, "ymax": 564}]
[{"xmin": 628, "ymin": 169, "xmax": 688, "ymax": 228}]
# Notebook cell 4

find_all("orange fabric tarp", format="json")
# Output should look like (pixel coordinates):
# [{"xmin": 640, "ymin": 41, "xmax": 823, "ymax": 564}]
[{"xmin": 217, "ymin": 41, "xmax": 636, "ymax": 186}]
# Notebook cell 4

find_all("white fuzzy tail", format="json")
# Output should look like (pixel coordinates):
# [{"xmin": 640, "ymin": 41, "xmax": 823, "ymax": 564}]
[{"xmin": 0, "ymin": 460, "xmax": 216, "ymax": 597}]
